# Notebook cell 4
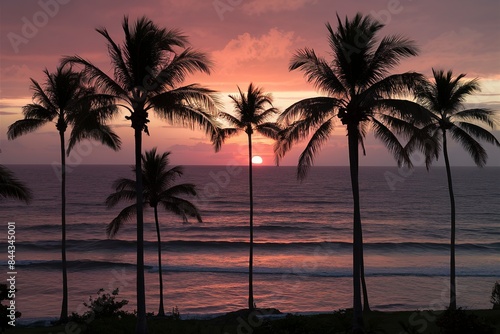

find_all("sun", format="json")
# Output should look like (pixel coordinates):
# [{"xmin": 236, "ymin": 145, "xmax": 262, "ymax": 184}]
[{"xmin": 251, "ymin": 156, "xmax": 263, "ymax": 164}]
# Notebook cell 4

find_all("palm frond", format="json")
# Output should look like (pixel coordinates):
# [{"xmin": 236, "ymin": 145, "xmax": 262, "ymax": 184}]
[
  {"xmin": 105, "ymin": 189, "xmax": 137, "ymax": 208},
  {"xmin": 296, "ymin": 119, "xmax": 334, "ymax": 180},
  {"xmin": 289, "ymin": 48, "xmax": 347, "ymax": 96},
  {"xmin": 363, "ymin": 72, "xmax": 426, "ymax": 100},
  {"xmin": 161, "ymin": 183, "xmax": 197, "ymax": 198},
  {"xmin": 365, "ymin": 35, "xmax": 419, "ymax": 85},
  {"xmin": 95, "ymin": 26, "xmax": 133, "ymax": 90},
  {"xmin": 454, "ymin": 122, "xmax": 500, "ymax": 147},
  {"xmin": 277, "ymin": 97, "xmax": 341, "ymax": 126},
  {"xmin": 275, "ymin": 114, "xmax": 333, "ymax": 164},
  {"xmin": 256, "ymin": 122, "xmax": 281, "ymax": 140},
  {"xmin": 218, "ymin": 112, "xmax": 245, "ymax": 128},
  {"xmin": 7, "ymin": 118, "xmax": 50, "ymax": 139},
  {"xmin": 449, "ymin": 125, "xmax": 488, "ymax": 167},
  {"xmin": 371, "ymin": 117, "xmax": 411, "ymax": 167},
  {"xmin": 62, "ymin": 55, "xmax": 127, "ymax": 99},
  {"xmin": 68, "ymin": 123, "xmax": 122, "ymax": 154},
  {"xmin": 452, "ymin": 108, "xmax": 497, "ymax": 129},
  {"xmin": 374, "ymin": 99, "xmax": 436, "ymax": 125},
  {"xmin": 154, "ymin": 48, "xmax": 213, "ymax": 89},
  {"xmin": 159, "ymin": 197, "xmax": 202, "ymax": 223},
  {"xmin": 404, "ymin": 124, "xmax": 441, "ymax": 169},
  {"xmin": 0, "ymin": 165, "xmax": 33, "ymax": 204},
  {"xmin": 106, "ymin": 204, "xmax": 137, "ymax": 238}
]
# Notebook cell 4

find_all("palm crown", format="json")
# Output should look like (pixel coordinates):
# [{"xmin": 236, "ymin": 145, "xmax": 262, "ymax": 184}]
[
  {"xmin": 7, "ymin": 65, "xmax": 121, "ymax": 151},
  {"xmin": 63, "ymin": 16, "xmax": 224, "ymax": 147},
  {"xmin": 275, "ymin": 13, "xmax": 427, "ymax": 179},
  {"xmin": 220, "ymin": 83, "xmax": 281, "ymax": 138},
  {"xmin": 411, "ymin": 69, "xmax": 500, "ymax": 166},
  {"xmin": 106, "ymin": 148, "xmax": 201, "ymax": 238}
]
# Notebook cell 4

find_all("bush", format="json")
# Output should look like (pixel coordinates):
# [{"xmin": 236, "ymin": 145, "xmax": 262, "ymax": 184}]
[
  {"xmin": 70, "ymin": 288, "xmax": 130, "ymax": 322},
  {"xmin": 491, "ymin": 281, "xmax": 500, "ymax": 310},
  {"xmin": 435, "ymin": 307, "xmax": 494, "ymax": 334},
  {"xmin": 0, "ymin": 283, "xmax": 21, "ymax": 331}
]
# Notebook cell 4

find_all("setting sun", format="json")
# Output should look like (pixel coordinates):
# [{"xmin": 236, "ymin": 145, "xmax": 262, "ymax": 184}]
[{"xmin": 252, "ymin": 156, "xmax": 263, "ymax": 164}]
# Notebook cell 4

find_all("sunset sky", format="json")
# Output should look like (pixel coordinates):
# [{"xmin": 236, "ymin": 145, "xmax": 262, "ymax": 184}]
[{"xmin": 1, "ymin": 0, "xmax": 499, "ymax": 167}]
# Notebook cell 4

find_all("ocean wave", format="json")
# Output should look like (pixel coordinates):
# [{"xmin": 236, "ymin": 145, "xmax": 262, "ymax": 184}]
[
  {"xmin": 9, "ymin": 239, "xmax": 500, "ymax": 253},
  {"xmin": 15, "ymin": 259, "xmax": 499, "ymax": 278}
]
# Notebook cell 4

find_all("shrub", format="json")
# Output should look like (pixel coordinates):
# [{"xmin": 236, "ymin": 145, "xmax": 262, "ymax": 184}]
[
  {"xmin": 0, "ymin": 283, "xmax": 21, "ymax": 331},
  {"xmin": 490, "ymin": 281, "xmax": 500, "ymax": 310},
  {"xmin": 435, "ymin": 307, "xmax": 494, "ymax": 334},
  {"xmin": 71, "ymin": 288, "xmax": 130, "ymax": 322}
]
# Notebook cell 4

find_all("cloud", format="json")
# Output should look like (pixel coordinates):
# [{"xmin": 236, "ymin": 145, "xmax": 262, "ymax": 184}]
[
  {"xmin": 212, "ymin": 28, "xmax": 297, "ymax": 72},
  {"xmin": 416, "ymin": 28, "xmax": 500, "ymax": 76},
  {"xmin": 0, "ymin": 111, "xmax": 17, "ymax": 115},
  {"xmin": 243, "ymin": 0, "xmax": 317, "ymax": 15},
  {"xmin": 0, "ymin": 64, "xmax": 32, "ymax": 82}
]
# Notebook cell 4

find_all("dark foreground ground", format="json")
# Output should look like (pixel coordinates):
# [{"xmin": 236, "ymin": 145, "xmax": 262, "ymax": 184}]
[{"xmin": 6, "ymin": 309, "xmax": 500, "ymax": 334}]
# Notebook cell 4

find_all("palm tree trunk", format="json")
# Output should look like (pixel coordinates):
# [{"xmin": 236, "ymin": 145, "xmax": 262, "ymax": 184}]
[
  {"xmin": 154, "ymin": 206, "xmax": 165, "ymax": 317},
  {"xmin": 247, "ymin": 131, "xmax": 255, "ymax": 311},
  {"xmin": 360, "ymin": 229, "xmax": 370, "ymax": 312},
  {"xmin": 134, "ymin": 126, "xmax": 148, "ymax": 334},
  {"xmin": 442, "ymin": 130, "xmax": 457, "ymax": 310},
  {"xmin": 59, "ymin": 130, "xmax": 68, "ymax": 323},
  {"xmin": 348, "ymin": 125, "xmax": 364, "ymax": 333}
]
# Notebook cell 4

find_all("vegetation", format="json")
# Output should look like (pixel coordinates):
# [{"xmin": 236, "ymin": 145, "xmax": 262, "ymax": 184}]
[
  {"xmin": 409, "ymin": 69, "xmax": 500, "ymax": 309},
  {"xmin": 491, "ymin": 282, "xmax": 500, "ymax": 310},
  {"xmin": 64, "ymin": 16, "xmax": 225, "ymax": 333},
  {"xmin": 218, "ymin": 83, "xmax": 280, "ymax": 310},
  {"xmin": 435, "ymin": 307, "xmax": 495, "ymax": 334},
  {"xmin": 275, "ymin": 13, "xmax": 426, "ymax": 332},
  {"xmin": 1, "ymin": 284, "xmax": 21, "ymax": 332},
  {"xmin": 8, "ymin": 310, "xmax": 500, "ymax": 334},
  {"xmin": 106, "ymin": 148, "xmax": 202, "ymax": 317},
  {"xmin": 7, "ymin": 64, "xmax": 121, "ymax": 322},
  {"xmin": 70, "ymin": 288, "xmax": 130, "ymax": 322},
  {"xmin": 0, "ymin": 165, "xmax": 32, "ymax": 203}
]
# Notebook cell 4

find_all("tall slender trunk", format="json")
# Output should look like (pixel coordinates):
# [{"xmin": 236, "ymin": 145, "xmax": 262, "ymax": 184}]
[
  {"xmin": 135, "ymin": 126, "xmax": 148, "ymax": 334},
  {"xmin": 154, "ymin": 206, "xmax": 165, "ymax": 317},
  {"xmin": 247, "ymin": 131, "xmax": 255, "ymax": 310},
  {"xmin": 360, "ymin": 229, "xmax": 370, "ymax": 312},
  {"xmin": 348, "ymin": 124, "xmax": 364, "ymax": 333},
  {"xmin": 442, "ymin": 130, "xmax": 457, "ymax": 310},
  {"xmin": 59, "ymin": 130, "xmax": 68, "ymax": 323}
]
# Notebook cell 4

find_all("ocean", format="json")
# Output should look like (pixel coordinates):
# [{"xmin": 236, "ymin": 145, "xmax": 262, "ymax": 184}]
[{"xmin": 1, "ymin": 164, "xmax": 499, "ymax": 323}]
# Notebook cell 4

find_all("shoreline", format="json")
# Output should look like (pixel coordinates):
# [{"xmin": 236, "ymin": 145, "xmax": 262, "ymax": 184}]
[{"xmin": 9, "ymin": 309, "xmax": 500, "ymax": 334}]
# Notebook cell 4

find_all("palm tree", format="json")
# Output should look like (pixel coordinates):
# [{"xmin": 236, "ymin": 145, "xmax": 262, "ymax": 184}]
[
  {"xmin": 0, "ymin": 165, "xmax": 32, "ymax": 203},
  {"xmin": 219, "ymin": 83, "xmax": 280, "ymax": 310},
  {"xmin": 275, "ymin": 14, "xmax": 426, "ymax": 332},
  {"xmin": 63, "ymin": 16, "xmax": 224, "ymax": 332},
  {"xmin": 409, "ymin": 69, "xmax": 500, "ymax": 310},
  {"xmin": 7, "ymin": 64, "xmax": 121, "ymax": 323},
  {"xmin": 105, "ymin": 148, "xmax": 201, "ymax": 317}
]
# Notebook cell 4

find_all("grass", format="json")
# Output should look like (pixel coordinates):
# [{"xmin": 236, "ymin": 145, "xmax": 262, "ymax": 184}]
[{"xmin": 7, "ymin": 309, "xmax": 500, "ymax": 334}]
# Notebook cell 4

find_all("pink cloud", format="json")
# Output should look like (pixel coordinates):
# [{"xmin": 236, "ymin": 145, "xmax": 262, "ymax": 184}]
[
  {"xmin": 212, "ymin": 28, "xmax": 297, "ymax": 72},
  {"xmin": 243, "ymin": 0, "xmax": 318, "ymax": 15}
]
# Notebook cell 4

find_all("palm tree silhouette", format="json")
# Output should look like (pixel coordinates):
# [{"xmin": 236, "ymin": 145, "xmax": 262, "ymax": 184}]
[
  {"xmin": 275, "ymin": 14, "xmax": 426, "ymax": 331},
  {"xmin": 0, "ymin": 165, "xmax": 32, "ymax": 203},
  {"xmin": 409, "ymin": 69, "xmax": 500, "ymax": 310},
  {"xmin": 7, "ymin": 64, "xmax": 120, "ymax": 322},
  {"xmin": 105, "ymin": 148, "xmax": 201, "ymax": 317},
  {"xmin": 63, "ymin": 16, "xmax": 224, "ymax": 332},
  {"xmin": 219, "ymin": 83, "xmax": 280, "ymax": 310}
]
